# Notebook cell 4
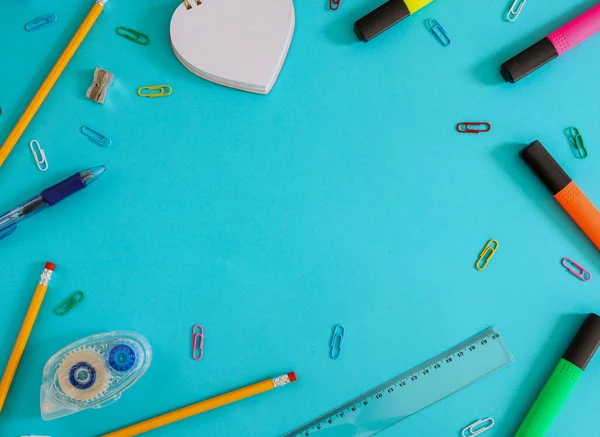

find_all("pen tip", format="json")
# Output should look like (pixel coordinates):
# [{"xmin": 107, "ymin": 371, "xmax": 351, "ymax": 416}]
[
  {"xmin": 82, "ymin": 165, "xmax": 106, "ymax": 186},
  {"xmin": 93, "ymin": 165, "xmax": 107, "ymax": 175}
]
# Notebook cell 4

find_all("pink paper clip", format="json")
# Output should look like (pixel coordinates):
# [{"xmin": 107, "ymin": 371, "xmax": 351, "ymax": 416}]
[
  {"xmin": 562, "ymin": 258, "xmax": 592, "ymax": 282},
  {"xmin": 192, "ymin": 325, "xmax": 204, "ymax": 360},
  {"xmin": 330, "ymin": 0, "xmax": 340, "ymax": 10}
]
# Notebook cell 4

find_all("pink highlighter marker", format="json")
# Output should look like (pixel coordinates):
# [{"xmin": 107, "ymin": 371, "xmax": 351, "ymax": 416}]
[{"xmin": 501, "ymin": 4, "xmax": 600, "ymax": 83}]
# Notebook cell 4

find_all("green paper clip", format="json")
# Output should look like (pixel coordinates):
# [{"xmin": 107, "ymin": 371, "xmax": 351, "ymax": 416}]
[
  {"xmin": 55, "ymin": 291, "xmax": 85, "ymax": 316},
  {"xmin": 116, "ymin": 27, "xmax": 150, "ymax": 46},
  {"xmin": 569, "ymin": 127, "xmax": 588, "ymax": 158}
]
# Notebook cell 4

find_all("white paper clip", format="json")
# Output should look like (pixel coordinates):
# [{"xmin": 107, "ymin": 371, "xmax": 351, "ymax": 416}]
[
  {"xmin": 29, "ymin": 140, "xmax": 48, "ymax": 172},
  {"xmin": 462, "ymin": 417, "xmax": 495, "ymax": 437},
  {"xmin": 507, "ymin": 0, "xmax": 526, "ymax": 22}
]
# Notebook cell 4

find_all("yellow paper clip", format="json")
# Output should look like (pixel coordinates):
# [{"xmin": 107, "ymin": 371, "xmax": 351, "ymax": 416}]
[
  {"xmin": 137, "ymin": 85, "xmax": 172, "ymax": 98},
  {"xmin": 475, "ymin": 239, "xmax": 499, "ymax": 271}
]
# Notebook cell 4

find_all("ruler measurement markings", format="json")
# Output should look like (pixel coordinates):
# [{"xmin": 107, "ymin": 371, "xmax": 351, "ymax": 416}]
[{"xmin": 284, "ymin": 328, "xmax": 511, "ymax": 437}]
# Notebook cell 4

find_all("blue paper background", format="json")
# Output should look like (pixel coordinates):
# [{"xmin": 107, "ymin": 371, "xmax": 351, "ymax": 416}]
[{"xmin": 1, "ymin": 0, "xmax": 600, "ymax": 436}]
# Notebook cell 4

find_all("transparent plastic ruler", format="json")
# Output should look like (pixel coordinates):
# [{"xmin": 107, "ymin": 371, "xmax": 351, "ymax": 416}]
[{"xmin": 282, "ymin": 327, "xmax": 513, "ymax": 437}]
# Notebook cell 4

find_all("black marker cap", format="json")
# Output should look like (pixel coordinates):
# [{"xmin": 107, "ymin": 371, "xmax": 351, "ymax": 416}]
[
  {"xmin": 519, "ymin": 140, "xmax": 571, "ymax": 195},
  {"xmin": 500, "ymin": 37, "xmax": 559, "ymax": 83},
  {"xmin": 563, "ymin": 314, "xmax": 600, "ymax": 371},
  {"xmin": 354, "ymin": 0, "xmax": 410, "ymax": 42}
]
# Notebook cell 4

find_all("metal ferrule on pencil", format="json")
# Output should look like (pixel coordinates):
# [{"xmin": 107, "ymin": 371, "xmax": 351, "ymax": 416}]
[{"xmin": 39, "ymin": 269, "xmax": 54, "ymax": 286}]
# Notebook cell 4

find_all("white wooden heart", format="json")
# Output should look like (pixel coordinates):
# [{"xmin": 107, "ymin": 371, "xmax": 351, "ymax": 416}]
[{"xmin": 170, "ymin": 0, "xmax": 295, "ymax": 95}]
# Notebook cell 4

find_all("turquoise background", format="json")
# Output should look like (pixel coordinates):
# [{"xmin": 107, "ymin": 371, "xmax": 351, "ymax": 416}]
[{"xmin": 1, "ymin": 0, "xmax": 600, "ymax": 436}]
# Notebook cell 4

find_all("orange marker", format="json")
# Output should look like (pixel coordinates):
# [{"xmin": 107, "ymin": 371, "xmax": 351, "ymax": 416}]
[
  {"xmin": 520, "ymin": 141, "xmax": 600, "ymax": 250},
  {"xmin": 0, "ymin": 262, "xmax": 55, "ymax": 413}
]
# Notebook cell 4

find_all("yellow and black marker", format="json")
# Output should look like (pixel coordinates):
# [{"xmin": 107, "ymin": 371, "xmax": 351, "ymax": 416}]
[{"xmin": 354, "ymin": 0, "xmax": 435, "ymax": 42}]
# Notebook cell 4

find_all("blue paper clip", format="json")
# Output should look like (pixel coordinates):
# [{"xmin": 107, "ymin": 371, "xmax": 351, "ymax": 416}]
[
  {"xmin": 82, "ymin": 126, "xmax": 112, "ymax": 147},
  {"xmin": 25, "ymin": 14, "xmax": 57, "ymax": 32},
  {"xmin": 428, "ymin": 19, "xmax": 451, "ymax": 46},
  {"xmin": 330, "ymin": 325, "xmax": 345, "ymax": 360}
]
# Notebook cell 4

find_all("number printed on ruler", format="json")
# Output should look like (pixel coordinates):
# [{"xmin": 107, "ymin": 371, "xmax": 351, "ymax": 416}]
[{"xmin": 283, "ymin": 328, "xmax": 513, "ymax": 437}]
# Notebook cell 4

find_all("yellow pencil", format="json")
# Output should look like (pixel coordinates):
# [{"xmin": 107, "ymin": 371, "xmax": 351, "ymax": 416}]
[
  {"xmin": 0, "ymin": 0, "xmax": 109, "ymax": 169},
  {"xmin": 102, "ymin": 372, "xmax": 297, "ymax": 437},
  {"xmin": 0, "ymin": 262, "xmax": 55, "ymax": 413}
]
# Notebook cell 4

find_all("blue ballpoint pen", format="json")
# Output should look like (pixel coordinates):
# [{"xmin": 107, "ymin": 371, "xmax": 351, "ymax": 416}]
[{"xmin": 0, "ymin": 166, "xmax": 106, "ymax": 240}]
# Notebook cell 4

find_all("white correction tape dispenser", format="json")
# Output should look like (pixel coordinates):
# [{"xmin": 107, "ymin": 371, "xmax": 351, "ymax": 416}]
[{"xmin": 40, "ymin": 331, "xmax": 152, "ymax": 420}]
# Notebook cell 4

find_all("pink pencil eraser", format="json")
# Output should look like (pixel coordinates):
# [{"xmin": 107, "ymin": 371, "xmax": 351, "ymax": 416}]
[
  {"xmin": 45, "ymin": 262, "xmax": 56, "ymax": 271},
  {"xmin": 287, "ymin": 372, "xmax": 297, "ymax": 382}
]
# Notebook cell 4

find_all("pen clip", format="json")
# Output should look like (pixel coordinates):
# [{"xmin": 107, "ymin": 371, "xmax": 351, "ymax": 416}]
[{"xmin": 0, "ymin": 220, "xmax": 17, "ymax": 240}]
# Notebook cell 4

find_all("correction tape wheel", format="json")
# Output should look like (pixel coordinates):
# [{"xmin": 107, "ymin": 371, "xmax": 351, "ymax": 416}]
[
  {"xmin": 109, "ymin": 344, "xmax": 137, "ymax": 372},
  {"xmin": 69, "ymin": 362, "xmax": 96, "ymax": 389},
  {"xmin": 58, "ymin": 350, "xmax": 109, "ymax": 401}
]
